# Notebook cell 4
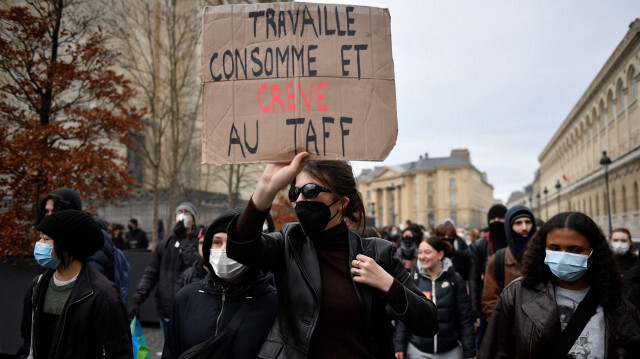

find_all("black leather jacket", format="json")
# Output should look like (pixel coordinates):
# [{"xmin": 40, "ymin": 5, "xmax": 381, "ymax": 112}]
[
  {"xmin": 479, "ymin": 278, "xmax": 640, "ymax": 359},
  {"xmin": 227, "ymin": 219, "xmax": 438, "ymax": 359},
  {"xmin": 17, "ymin": 265, "xmax": 132, "ymax": 358}
]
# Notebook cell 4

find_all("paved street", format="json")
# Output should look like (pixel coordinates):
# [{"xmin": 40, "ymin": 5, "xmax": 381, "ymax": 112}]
[{"xmin": 139, "ymin": 325, "xmax": 164, "ymax": 359}]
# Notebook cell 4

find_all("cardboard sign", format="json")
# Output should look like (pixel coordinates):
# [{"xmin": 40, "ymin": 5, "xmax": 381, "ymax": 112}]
[{"xmin": 201, "ymin": 2, "xmax": 397, "ymax": 165}]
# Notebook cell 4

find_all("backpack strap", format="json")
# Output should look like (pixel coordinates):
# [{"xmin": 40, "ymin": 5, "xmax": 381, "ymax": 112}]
[
  {"xmin": 555, "ymin": 289, "xmax": 598, "ymax": 356},
  {"xmin": 494, "ymin": 248, "xmax": 506, "ymax": 292}
]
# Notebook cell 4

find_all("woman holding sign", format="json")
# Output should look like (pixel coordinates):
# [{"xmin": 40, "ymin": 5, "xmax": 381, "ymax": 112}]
[{"xmin": 226, "ymin": 152, "xmax": 437, "ymax": 358}]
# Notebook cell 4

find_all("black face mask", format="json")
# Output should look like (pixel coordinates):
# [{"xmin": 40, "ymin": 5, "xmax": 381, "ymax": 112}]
[
  {"xmin": 294, "ymin": 200, "xmax": 339, "ymax": 236},
  {"xmin": 489, "ymin": 221, "xmax": 506, "ymax": 245}
]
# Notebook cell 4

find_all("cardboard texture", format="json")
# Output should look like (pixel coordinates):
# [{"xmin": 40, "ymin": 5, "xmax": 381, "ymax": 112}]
[{"xmin": 201, "ymin": 2, "xmax": 397, "ymax": 165}]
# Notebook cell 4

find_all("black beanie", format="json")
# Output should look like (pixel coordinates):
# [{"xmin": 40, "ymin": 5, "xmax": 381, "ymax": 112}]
[
  {"xmin": 487, "ymin": 204, "xmax": 508, "ymax": 224},
  {"xmin": 37, "ymin": 210, "xmax": 104, "ymax": 261},
  {"xmin": 202, "ymin": 208, "xmax": 242, "ymax": 271}
]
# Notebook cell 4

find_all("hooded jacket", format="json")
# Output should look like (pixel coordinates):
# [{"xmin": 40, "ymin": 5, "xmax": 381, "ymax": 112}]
[
  {"xmin": 227, "ymin": 202, "xmax": 438, "ymax": 359},
  {"xmin": 479, "ymin": 278, "xmax": 640, "ymax": 358},
  {"xmin": 469, "ymin": 206, "xmax": 509, "ymax": 319},
  {"xmin": 481, "ymin": 205, "xmax": 536, "ymax": 322},
  {"xmin": 394, "ymin": 258, "xmax": 476, "ymax": 358},
  {"xmin": 503, "ymin": 205, "xmax": 537, "ymax": 263},
  {"xmin": 17, "ymin": 265, "xmax": 131, "ymax": 358},
  {"xmin": 162, "ymin": 271, "xmax": 277, "ymax": 358}
]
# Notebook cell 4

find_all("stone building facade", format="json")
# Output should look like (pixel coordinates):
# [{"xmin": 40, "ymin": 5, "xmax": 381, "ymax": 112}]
[
  {"xmin": 357, "ymin": 149, "xmax": 494, "ymax": 229},
  {"xmin": 532, "ymin": 19, "xmax": 640, "ymax": 236}
]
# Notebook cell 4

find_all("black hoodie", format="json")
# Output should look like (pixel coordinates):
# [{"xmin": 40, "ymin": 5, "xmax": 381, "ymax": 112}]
[{"xmin": 503, "ymin": 204, "xmax": 536, "ymax": 263}]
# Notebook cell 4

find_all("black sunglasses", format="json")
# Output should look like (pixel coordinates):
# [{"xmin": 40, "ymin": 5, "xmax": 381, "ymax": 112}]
[{"xmin": 288, "ymin": 183, "xmax": 332, "ymax": 202}]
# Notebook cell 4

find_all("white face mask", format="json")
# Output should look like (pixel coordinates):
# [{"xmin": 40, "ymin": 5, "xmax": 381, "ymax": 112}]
[
  {"xmin": 209, "ymin": 249, "xmax": 248, "ymax": 281},
  {"xmin": 611, "ymin": 241, "xmax": 630, "ymax": 255}
]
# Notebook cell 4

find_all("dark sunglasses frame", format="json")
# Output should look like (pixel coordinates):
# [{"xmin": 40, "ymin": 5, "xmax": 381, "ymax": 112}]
[{"xmin": 288, "ymin": 183, "xmax": 332, "ymax": 202}]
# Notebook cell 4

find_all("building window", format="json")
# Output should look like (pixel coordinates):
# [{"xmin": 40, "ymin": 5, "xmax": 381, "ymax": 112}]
[
  {"xmin": 634, "ymin": 182, "xmax": 639, "ymax": 211},
  {"xmin": 366, "ymin": 191, "xmax": 370, "ymax": 200},
  {"xmin": 428, "ymin": 212, "xmax": 435, "ymax": 228},
  {"xmin": 622, "ymin": 185, "xmax": 627, "ymax": 212},
  {"xmin": 449, "ymin": 169, "xmax": 456, "ymax": 174},
  {"xmin": 428, "ymin": 195, "xmax": 434, "ymax": 208},
  {"xmin": 631, "ymin": 68, "xmax": 638, "ymax": 101},
  {"xmin": 450, "ymin": 211, "xmax": 457, "ymax": 224},
  {"xmin": 427, "ymin": 181, "xmax": 433, "ymax": 193},
  {"xmin": 595, "ymin": 196, "xmax": 599, "ymax": 216},
  {"xmin": 449, "ymin": 178, "xmax": 456, "ymax": 189},
  {"xmin": 617, "ymin": 80, "xmax": 626, "ymax": 110},
  {"xmin": 600, "ymin": 101, "xmax": 607, "ymax": 127},
  {"xmin": 612, "ymin": 189, "xmax": 617, "ymax": 214},
  {"xmin": 608, "ymin": 91, "xmax": 616, "ymax": 120},
  {"xmin": 450, "ymin": 193, "xmax": 456, "ymax": 206}
]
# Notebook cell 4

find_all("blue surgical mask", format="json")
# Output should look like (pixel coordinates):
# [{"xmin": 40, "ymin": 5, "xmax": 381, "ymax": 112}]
[
  {"xmin": 544, "ymin": 249, "xmax": 592, "ymax": 282},
  {"xmin": 34, "ymin": 242, "xmax": 59, "ymax": 269}
]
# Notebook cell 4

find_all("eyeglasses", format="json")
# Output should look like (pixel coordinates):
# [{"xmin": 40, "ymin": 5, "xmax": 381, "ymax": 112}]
[{"xmin": 288, "ymin": 183, "xmax": 332, "ymax": 202}]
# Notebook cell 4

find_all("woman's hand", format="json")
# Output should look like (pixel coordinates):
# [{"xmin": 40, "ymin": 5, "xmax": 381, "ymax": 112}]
[
  {"xmin": 394, "ymin": 352, "xmax": 404, "ymax": 359},
  {"xmin": 253, "ymin": 152, "xmax": 309, "ymax": 211},
  {"xmin": 351, "ymin": 254, "xmax": 394, "ymax": 293}
]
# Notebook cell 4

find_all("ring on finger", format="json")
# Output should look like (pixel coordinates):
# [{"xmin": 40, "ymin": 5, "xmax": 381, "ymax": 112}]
[
  {"xmin": 354, "ymin": 268, "xmax": 360, "ymax": 276},
  {"xmin": 356, "ymin": 259, "xmax": 362, "ymax": 268}
]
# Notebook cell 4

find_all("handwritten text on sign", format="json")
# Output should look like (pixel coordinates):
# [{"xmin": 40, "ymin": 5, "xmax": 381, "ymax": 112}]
[{"xmin": 201, "ymin": 3, "xmax": 397, "ymax": 165}]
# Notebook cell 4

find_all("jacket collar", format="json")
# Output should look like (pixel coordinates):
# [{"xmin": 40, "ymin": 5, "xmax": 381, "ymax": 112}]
[{"xmin": 521, "ymin": 281, "xmax": 561, "ymax": 335}]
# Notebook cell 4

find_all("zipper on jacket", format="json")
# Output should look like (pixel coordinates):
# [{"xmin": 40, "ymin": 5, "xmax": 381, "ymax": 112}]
[
  {"xmin": 215, "ymin": 286, "xmax": 227, "ymax": 336},
  {"xmin": 431, "ymin": 277, "xmax": 438, "ymax": 353},
  {"xmin": 54, "ymin": 292, "xmax": 93, "ymax": 358}
]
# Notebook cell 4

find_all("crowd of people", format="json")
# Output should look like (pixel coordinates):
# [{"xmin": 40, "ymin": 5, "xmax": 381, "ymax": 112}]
[{"xmin": 17, "ymin": 152, "xmax": 640, "ymax": 358}]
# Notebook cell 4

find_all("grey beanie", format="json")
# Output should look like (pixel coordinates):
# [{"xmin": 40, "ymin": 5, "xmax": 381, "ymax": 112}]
[{"xmin": 176, "ymin": 202, "xmax": 198, "ymax": 224}]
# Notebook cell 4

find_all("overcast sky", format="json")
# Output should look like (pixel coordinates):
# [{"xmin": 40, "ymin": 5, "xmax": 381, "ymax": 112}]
[{"xmin": 326, "ymin": 0, "xmax": 640, "ymax": 202}]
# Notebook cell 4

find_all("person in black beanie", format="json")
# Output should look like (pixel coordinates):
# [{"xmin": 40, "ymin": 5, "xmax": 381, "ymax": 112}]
[
  {"xmin": 482, "ymin": 204, "xmax": 537, "ymax": 321},
  {"xmin": 162, "ymin": 208, "xmax": 277, "ymax": 358},
  {"xmin": 469, "ymin": 203, "xmax": 508, "ymax": 348},
  {"xmin": 16, "ymin": 210, "xmax": 131, "ymax": 358},
  {"xmin": 129, "ymin": 201, "xmax": 200, "ymax": 338},
  {"xmin": 37, "ymin": 187, "xmax": 118, "ymax": 287}
]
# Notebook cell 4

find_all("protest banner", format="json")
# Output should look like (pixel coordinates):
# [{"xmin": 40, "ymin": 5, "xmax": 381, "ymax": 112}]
[{"xmin": 201, "ymin": 2, "xmax": 397, "ymax": 165}]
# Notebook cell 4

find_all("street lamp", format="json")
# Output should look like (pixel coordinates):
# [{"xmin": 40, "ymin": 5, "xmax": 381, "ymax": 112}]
[
  {"xmin": 543, "ymin": 187, "xmax": 549, "ymax": 220},
  {"xmin": 600, "ymin": 151, "xmax": 613, "ymax": 235},
  {"xmin": 555, "ymin": 180, "xmax": 562, "ymax": 214}
]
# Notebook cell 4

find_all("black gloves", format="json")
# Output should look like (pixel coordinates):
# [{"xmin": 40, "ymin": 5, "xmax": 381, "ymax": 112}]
[
  {"xmin": 172, "ymin": 220, "xmax": 186, "ymax": 238},
  {"xmin": 128, "ymin": 302, "xmax": 140, "ymax": 320}
]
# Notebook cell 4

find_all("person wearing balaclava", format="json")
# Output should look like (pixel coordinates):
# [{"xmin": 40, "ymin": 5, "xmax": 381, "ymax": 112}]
[
  {"xmin": 469, "ymin": 203, "xmax": 508, "ymax": 346},
  {"xmin": 162, "ymin": 208, "xmax": 277, "ymax": 358},
  {"xmin": 16, "ymin": 210, "xmax": 131, "ymax": 358},
  {"xmin": 482, "ymin": 204, "xmax": 536, "ymax": 322},
  {"xmin": 129, "ymin": 201, "xmax": 200, "ymax": 338}
]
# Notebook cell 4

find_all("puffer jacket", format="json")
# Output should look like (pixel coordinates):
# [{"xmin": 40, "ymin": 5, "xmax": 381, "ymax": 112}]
[
  {"xmin": 479, "ymin": 278, "xmax": 640, "ymax": 358},
  {"xmin": 17, "ymin": 265, "xmax": 131, "ymax": 358},
  {"xmin": 132, "ymin": 226, "xmax": 199, "ymax": 318},
  {"xmin": 162, "ymin": 270, "xmax": 277, "ymax": 358},
  {"xmin": 393, "ymin": 258, "xmax": 476, "ymax": 358},
  {"xmin": 227, "ymin": 215, "xmax": 438, "ymax": 359}
]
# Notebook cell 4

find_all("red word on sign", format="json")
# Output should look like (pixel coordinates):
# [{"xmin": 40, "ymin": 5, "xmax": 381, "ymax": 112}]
[{"xmin": 258, "ymin": 82, "xmax": 329, "ymax": 114}]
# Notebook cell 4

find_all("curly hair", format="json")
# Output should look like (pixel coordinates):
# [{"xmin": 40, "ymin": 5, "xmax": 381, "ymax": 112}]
[
  {"xmin": 521, "ymin": 211, "xmax": 623, "ymax": 310},
  {"xmin": 297, "ymin": 160, "xmax": 366, "ymax": 233}
]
